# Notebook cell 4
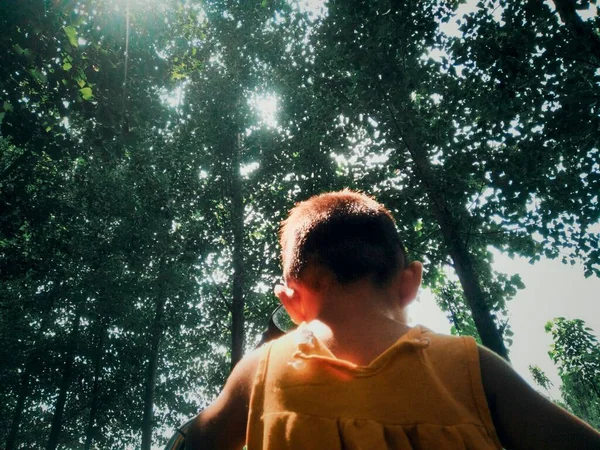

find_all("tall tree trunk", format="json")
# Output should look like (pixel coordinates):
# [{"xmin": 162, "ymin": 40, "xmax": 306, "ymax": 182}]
[
  {"xmin": 230, "ymin": 132, "xmax": 245, "ymax": 370},
  {"xmin": 83, "ymin": 321, "xmax": 107, "ymax": 450},
  {"xmin": 141, "ymin": 274, "xmax": 167, "ymax": 450},
  {"xmin": 6, "ymin": 370, "xmax": 30, "ymax": 450},
  {"xmin": 46, "ymin": 302, "xmax": 83, "ymax": 450},
  {"xmin": 551, "ymin": 0, "xmax": 600, "ymax": 62},
  {"xmin": 6, "ymin": 297, "xmax": 57, "ymax": 450},
  {"xmin": 399, "ymin": 122, "xmax": 509, "ymax": 360}
]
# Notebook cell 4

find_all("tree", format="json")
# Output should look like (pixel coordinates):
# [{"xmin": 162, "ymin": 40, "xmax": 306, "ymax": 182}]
[
  {"xmin": 543, "ymin": 318, "xmax": 600, "ymax": 430},
  {"xmin": 450, "ymin": 0, "xmax": 600, "ymax": 278},
  {"xmin": 529, "ymin": 364, "xmax": 554, "ymax": 394}
]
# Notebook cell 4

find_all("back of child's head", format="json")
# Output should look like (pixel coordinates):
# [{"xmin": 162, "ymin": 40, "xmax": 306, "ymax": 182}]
[{"xmin": 280, "ymin": 190, "xmax": 407, "ymax": 287}]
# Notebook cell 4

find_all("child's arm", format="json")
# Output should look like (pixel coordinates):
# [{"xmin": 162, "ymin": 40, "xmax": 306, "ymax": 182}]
[
  {"xmin": 478, "ymin": 344, "xmax": 600, "ymax": 449},
  {"xmin": 185, "ymin": 349, "xmax": 262, "ymax": 450}
]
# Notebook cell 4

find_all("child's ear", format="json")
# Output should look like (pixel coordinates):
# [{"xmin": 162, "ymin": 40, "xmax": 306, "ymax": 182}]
[
  {"xmin": 274, "ymin": 282, "xmax": 305, "ymax": 324},
  {"xmin": 397, "ymin": 261, "xmax": 423, "ymax": 307}
]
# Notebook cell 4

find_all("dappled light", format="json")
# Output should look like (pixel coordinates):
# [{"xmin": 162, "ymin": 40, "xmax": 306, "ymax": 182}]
[{"xmin": 249, "ymin": 93, "xmax": 279, "ymax": 129}]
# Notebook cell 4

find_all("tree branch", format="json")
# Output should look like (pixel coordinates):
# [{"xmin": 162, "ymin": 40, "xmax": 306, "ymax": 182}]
[{"xmin": 551, "ymin": 0, "xmax": 600, "ymax": 63}]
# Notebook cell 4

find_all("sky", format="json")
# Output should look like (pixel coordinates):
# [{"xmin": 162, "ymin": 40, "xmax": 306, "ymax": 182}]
[{"xmin": 408, "ymin": 250, "xmax": 600, "ymax": 399}]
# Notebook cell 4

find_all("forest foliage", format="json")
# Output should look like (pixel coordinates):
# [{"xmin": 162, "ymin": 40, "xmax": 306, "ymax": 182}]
[{"xmin": 1, "ymin": 0, "xmax": 599, "ymax": 448}]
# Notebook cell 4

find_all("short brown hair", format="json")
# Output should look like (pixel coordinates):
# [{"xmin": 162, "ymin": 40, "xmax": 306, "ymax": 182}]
[{"xmin": 280, "ymin": 190, "xmax": 407, "ymax": 286}]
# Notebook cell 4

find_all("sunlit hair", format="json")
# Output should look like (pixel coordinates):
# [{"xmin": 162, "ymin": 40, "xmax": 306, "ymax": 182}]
[{"xmin": 280, "ymin": 190, "xmax": 408, "ymax": 286}]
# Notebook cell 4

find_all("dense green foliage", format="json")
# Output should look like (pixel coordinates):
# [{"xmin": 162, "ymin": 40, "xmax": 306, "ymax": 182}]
[
  {"xmin": 530, "ymin": 318, "xmax": 600, "ymax": 430},
  {"xmin": 1, "ymin": 0, "xmax": 598, "ymax": 448},
  {"xmin": 547, "ymin": 318, "xmax": 600, "ymax": 430}
]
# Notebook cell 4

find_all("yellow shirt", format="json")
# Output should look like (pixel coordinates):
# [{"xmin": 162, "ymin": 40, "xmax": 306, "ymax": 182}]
[{"xmin": 246, "ymin": 324, "xmax": 502, "ymax": 449}]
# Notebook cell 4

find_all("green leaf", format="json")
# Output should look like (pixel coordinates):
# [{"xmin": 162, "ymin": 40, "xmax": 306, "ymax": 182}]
[
  {"xmin": 29, "ymin": 69, "xmax": 47, "ymax": 83},
  {"xmin": 63, "ymin": 62, "xmax": 73, "ymax": 71},
  {"xmin": 3, "ymin": 101, "xmax": 13, "ymax": 112},
  {"xmin": 79, "ymin": 87, "xmax": 93, "ymax": 100},
  {"xmin": 63, "ymin": 26, "xmax": 78, "ymax": 48},
  {"xmin": 73, "ymin": 14, "xmax": 86, "ymax": 27},
  {"xmin": 77, "ymin": 78, "xmax": 86, "ymax": 88},
  {"xmin": 12, "ymin": 44, "xmax": 25, "ymax": 55}
]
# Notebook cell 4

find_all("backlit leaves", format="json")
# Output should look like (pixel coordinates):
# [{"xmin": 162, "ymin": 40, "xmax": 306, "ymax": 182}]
[
  {"xmin": 79, "ymin": 87, "xmax": 93, "ymax": 101},
  {"xmin": 63, "ymin": 26, "xmax": 78, "ymax": 49}
]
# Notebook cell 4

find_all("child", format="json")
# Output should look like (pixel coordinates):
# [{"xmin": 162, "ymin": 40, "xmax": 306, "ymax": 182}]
[{"xmin": 185, "ymin": 190, "xmax": 600, "ymax": 449}]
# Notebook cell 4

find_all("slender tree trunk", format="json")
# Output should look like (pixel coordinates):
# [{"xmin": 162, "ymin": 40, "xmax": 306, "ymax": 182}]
[
  {"xmin": 399, "ymin": 124, "xmax": 509, "ymax": 360},
  {"xmin": 442, "ymin": 289, "xmax": 462, "ymax": 334},
  {"xmin": 6, "ymin": 297, "xmax": 57, "ymax": 450},
  {"xmin": 551, "ymin": 0, "xmax": 600, "ymax": 62},
  {"xmin": 141, "ymin": 275, "xmax": 167, "ymax": 450},
  {"xmin": 230, "ymin": 132, "xmax": 245, "ymax": 370},
  {"xmin": 6, "ymin": 370, "xmax": 30, "ymax": 450},
  {"xmin": 46, "ymin": 303, "xmax": 83, "ymax": 450},
  {"xmin": 83, "ymin": 322, "xmax": 107, "ymax": 450}
]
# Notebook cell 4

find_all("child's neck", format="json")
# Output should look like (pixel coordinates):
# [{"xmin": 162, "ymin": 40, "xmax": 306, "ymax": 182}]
[{"xmin": 308, "ymin": 281, "xmax": 411, "ymax": 366}]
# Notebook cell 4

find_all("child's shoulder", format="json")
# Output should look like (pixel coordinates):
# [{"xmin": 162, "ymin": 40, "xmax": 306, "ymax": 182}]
[
  {"xmin": 235, "ymin": 344, "xmax": 270, "ymax": 385},
  {"xmin": 416, "ymin": 327, "xmax": 485, "ymax": 387},
  {"xmin": 184, "ymin": 346, "xmax": 267, "ymax": 449},
  {"xmin": 417, "ymin": 325, "xmax": 478, "ymax": 354}
]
